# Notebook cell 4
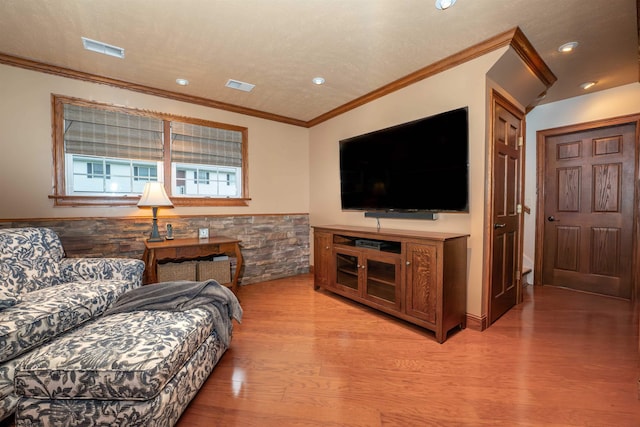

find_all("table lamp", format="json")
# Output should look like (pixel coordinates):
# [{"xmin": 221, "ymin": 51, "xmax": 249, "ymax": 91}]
[{"xmin": 138, "ymin": 182, "xmax": 174, "ymax": 242}]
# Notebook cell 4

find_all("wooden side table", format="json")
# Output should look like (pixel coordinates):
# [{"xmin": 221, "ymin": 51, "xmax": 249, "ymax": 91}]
[{"xmin": 142, "ymin": 236, "xmax": 243, "ymax": 293}]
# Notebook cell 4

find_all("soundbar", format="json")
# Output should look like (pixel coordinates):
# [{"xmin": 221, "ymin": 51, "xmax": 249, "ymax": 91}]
[{"xmin": 364, "ymin": 211, "xmax": 439, "ymax": 220}]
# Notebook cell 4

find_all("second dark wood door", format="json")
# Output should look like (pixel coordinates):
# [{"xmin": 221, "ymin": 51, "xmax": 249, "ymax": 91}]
[{"xmin": 542, "ymin": 123, "xmax": 636, "ymax": 298}]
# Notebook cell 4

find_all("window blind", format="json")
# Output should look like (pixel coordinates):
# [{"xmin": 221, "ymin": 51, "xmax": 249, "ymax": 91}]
[
  {"xmin": 64, "ymin": 104, "xmax": 164, "ymax": 161},
  {"xmin": 171, "ymin": 121, "xmax": 242, "ymax": 167}
]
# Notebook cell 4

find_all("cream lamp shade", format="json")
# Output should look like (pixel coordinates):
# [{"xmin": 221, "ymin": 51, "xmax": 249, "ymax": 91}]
[
  {"xmin": 138, "ymin": 182, "xmax": 174, "ymax": 208},
  {"xmin": 138, "ymin": 182, "xmax": 173, "ymax": 242}
]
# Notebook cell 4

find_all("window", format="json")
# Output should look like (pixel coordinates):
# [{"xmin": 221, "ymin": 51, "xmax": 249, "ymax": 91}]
[
  {"xmin": 170, "ymin": 121, "xmax": 242, "ymax": 198},
  {"xmin": 86, "ymin": 161, "xmax": 110, "ymax": 180},
  {"xmin": 68, "ymin": 156, "xmax": 158, "ymax": 194},
  {"xmin": 198, "ymin": 170, "xmax": 210, "ymax": 185},
  {"xmin": 133, "ymin": 165, "xmax": 157, "ymax": 182},
  {"xmin": 172, "ymin": 164, "xmax": 239, "ymax": 197},
  {"xmin": 51, "ymin": 95, "xmax": 248, "ymax": 206}
]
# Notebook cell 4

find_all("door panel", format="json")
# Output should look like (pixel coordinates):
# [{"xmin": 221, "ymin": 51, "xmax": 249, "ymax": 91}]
[
  {"xmin": 405, "ymin": 242, "xmax": 437, "ymax": 324},
  {"xmin": 555, "ymin": 226, "xmax": 579, "ymax": 271},
  {"xmin": 489, "ymin": 99, "xmax": 523, "ymax": 325},
  {"xmin": 364, "ymin": 254, "xmax": 401, "ymax": 311},
  {"xmin": 313, "ymin": 232, "xmax": 331, "ymax": 289},
  {"xmin": 542, "ymin": 123, "xmax": 635, "ymax": 298},
  {"xmin": 334, "ymin": 247, "xmax": 360, "ymax": 296}
]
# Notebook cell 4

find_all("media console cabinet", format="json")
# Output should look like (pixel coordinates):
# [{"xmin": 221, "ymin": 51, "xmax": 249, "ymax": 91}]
[{"xmin": 312, "ymin": 225, "xmax": 468, "ymax": 343}]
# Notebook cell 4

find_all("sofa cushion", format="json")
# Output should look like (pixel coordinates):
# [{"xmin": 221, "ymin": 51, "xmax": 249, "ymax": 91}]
[
  {"xmin": 0, "ymin": 280, "xmax": 136, "ymax": 363},
  {"xmin": 61, "ymin": 257, "xmax": 145, "ymax": 285},
  {"xmin": 0, "ymin": 393, "xmax": 19, "ymax": 423},
  {"xmin": 0, "ymin": 355, "xmax": 23, "ymax": 401},
  {"xmin": 0, "ymin": 289, "xmax": 20, "ymax": 310},
  {"xmin": 0, "ymin": 351, "xmax": 29, "ymax": 421},
  {"xmin": 15, "ymin": 332, "xmax": 227, "ymax": 427},
  {"xmin": 0, "ymin": 228, "xmax": 65, "ymax": 295},
  {"xmin": 15, "ymin": 307, "xmax": 217, "ymax": 400}
]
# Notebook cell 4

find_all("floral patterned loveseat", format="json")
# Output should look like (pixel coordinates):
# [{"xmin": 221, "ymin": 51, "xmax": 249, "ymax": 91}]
[{"xmin": 0, "ymin": 227, "xmax": 144, "ymax": 421}]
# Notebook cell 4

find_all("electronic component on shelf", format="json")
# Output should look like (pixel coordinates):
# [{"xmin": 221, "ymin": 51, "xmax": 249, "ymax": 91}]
[{"xmin": 355, "ymin": 239, "xmax": 387, "ymax": 250}]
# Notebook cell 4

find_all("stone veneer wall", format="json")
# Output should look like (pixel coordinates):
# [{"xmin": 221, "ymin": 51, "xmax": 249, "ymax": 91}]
[{"xmin": 0, "ymin": 214, "xmax": 310, "ymax": 285}]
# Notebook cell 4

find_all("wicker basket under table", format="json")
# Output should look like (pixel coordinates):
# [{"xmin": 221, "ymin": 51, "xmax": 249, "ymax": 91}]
[
  {"xmin": 197, "ymin": 260, "xmax": 231, "ymax": 284},
  {"xmin": 157, "ymin": 261, "xmax": 197, "ymax": 282}
]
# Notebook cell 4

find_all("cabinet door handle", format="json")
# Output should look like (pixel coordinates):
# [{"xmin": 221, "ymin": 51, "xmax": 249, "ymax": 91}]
[{"xmin": 406, "ymin": 261, "xmax": 411, "ymax": 266}]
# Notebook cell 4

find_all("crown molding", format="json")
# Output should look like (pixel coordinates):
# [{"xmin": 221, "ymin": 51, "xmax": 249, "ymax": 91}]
[
  {"xmin": 308, "ymin": 27, "xmax": 556, "ymax": 127},
  {"xmin": 0, "ymin": 26, "xmax": 554, "ymax": 129},
  {"xmin": 0, "ymin": 52, "xmax": 307, "ymax": 127}
]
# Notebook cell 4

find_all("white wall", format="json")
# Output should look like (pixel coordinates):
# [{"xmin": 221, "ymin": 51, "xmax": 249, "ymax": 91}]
[
  {"xmin": 524, "ymin": 83, "xmax": 640, "ymax": 280},
  {"xmin": 0, "ymin": 63, "xmax": 310, "ymax": 219},
  {"xmin": 308, "ymin": 48, "xmax": 508, "ymax": 318}
]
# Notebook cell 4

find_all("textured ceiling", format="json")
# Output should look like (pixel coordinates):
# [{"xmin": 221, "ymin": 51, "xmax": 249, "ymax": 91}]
[{"xmin": 0, "ymin": 0, "xmax": 637, "ymax": 124}]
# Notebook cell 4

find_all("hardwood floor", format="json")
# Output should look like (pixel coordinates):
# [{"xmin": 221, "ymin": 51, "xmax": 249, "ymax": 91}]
[{"xmin": 176, "ymin": 274, "xmax": 640, "ymax": 426}]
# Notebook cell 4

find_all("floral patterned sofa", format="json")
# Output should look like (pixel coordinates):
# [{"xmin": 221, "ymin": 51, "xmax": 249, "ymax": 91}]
[
  {"xmin": 14, "ymin": 289, "xmax": 240, "ymax": 426},
  {"xmin": 0, "ymin": 227, "xmax": 145, "ymax": 421}
]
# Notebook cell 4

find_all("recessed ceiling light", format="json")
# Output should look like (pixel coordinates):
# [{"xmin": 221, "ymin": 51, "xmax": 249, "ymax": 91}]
[
  {"xmin": 435, "ymin": 0, "xmax": 456, "ymax": 10},
  {"xmin": 558, "ymin": 41, "xmax": 579, "ymax": 53},
  {"xmin": 312, "ymin": 77, "xmax": 325, "ymax": 85},
  {"xmin": 176, "ymin": 78, "xmax": 189, "ymax": 86},
  {"xmin": 225, "ymin": 79, "xmax": 255, "ymax": 92},
  {"xmin": 81, "ymin": 37, "xmax": 125, "ymax": 59},
  {"xmin": 580, "ymin": 81, "xmax": 596, "ymax": 90}
]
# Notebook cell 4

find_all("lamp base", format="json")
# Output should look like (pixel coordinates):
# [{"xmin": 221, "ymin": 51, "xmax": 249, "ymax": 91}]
[{"xmin": 147, "ymin": 209, "xmax": 164, "ymax": 242}]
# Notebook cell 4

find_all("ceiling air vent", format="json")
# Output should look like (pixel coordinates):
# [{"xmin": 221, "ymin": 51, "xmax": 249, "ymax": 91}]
[
  {"xmin": 81, "ymin": 37, "xmax": 125, "ymax": 59},
  {"xmin": 225, "ymin": 79, "xmax": 255, "ymax": 92}
]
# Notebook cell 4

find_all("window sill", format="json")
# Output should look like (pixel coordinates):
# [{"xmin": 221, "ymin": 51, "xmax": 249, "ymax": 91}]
[{"xmin": 49, "ymin": 194, "xmax": 250, "ymax": 207}]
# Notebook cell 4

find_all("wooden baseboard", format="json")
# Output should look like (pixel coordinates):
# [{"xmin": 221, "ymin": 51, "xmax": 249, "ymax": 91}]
[{"xmin": 466, "ymin": 313, "xmax": 488, "ymax": 331}]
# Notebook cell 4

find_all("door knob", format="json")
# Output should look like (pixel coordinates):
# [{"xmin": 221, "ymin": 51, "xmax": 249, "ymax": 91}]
[
  {"xmin": 547, "ymin": 216, "xmax": 558, "ymax": 222},
  {"xmin": 493, "ymin": 223, "xmax": 506, "ymax": 229}
]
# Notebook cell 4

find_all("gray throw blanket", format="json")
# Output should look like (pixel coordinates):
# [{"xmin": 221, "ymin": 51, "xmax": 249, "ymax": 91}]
[{"xmin": 106, "ymin": 280, "xmax": 243, "ymax": 347}]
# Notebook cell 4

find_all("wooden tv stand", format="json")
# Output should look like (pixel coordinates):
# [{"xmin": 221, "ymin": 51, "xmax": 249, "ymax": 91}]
[{"xmin": 312, "ymin": 225, "xmax": 468, "ymax": 343}]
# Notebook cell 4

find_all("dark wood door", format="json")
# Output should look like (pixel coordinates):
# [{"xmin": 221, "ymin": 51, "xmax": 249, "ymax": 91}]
[
  {"xmin": 542, "ymin": 123, "xmax": 636, "ymax": 298},
  {"xmin": 489, "ymin": 100, "xmax": 524, "ymax": 325}
]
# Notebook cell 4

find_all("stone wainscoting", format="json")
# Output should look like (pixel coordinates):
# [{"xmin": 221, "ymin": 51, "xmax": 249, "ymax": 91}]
[{"xmin": 0, "ymin": 214, "xmax": 310, "ymax": 286}]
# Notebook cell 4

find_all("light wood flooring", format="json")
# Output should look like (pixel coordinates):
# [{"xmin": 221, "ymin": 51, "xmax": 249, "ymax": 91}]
[{"xmin": 176, "ymin": 274, "xmax": 640, "ymax": 426}]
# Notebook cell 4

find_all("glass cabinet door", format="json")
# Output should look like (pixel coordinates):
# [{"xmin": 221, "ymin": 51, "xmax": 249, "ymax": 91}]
[
  {"xmin": 335, "ymin": 250, "xmax": 359, "ymax": 294},
  {"xmin": 333, "ymin": 245, "xmax": 400, "ymax": 307},
  {"xmin": 364, "ymin": 257, "xmax": 400, "ymax": 310}
]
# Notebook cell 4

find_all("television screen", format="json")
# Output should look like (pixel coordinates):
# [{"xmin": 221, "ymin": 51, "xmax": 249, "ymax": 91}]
[{"xmin": 339, "ymin": 107, "xmax": 469, "ymax": 213}]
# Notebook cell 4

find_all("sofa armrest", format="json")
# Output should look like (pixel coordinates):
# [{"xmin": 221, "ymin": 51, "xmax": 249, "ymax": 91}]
[{"xmin": 60, "ymin": 258, "xmax": 145, "ymax": 287}]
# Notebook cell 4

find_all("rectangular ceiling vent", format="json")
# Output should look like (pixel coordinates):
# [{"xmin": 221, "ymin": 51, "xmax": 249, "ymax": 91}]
[
  {"xmin": 225, "ymin": 79, "xmax": 255, "ymax": 92},
  {"xmin": 81, "ymin": 37, "xmax": 125, "ymax": 59}
]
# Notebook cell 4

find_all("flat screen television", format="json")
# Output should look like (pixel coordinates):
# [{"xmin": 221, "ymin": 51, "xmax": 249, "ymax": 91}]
[{"xmin": 339, "ymin": 107, "xmax": 469, "ymax": 214}]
